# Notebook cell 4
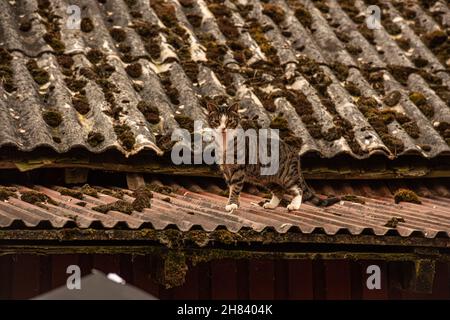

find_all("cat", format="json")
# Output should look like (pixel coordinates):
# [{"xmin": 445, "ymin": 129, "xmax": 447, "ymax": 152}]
[{"xmin": 206, "ymin": 101, "xmax": 340, "ymax": 212}]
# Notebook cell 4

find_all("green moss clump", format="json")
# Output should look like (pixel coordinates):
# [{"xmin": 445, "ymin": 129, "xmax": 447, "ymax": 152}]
[
  {"xmin": 423, "ymin": 30, "xmax": 447, "ymax": 48},
  {"xmin": 357, "ymin": 96, "xmax": 379, "ymax": 109},
  {"xmin": 56, "ymin": 55, "xmax": 74, "ymax": 69},
  {"xmin": 125, "ymin": 62, "xmax": 142, "ymax": 78},
  {"xmin": 76, "ymin": 201, "xmax": 87, "ymax": 207},
  {"xmin": 315, "ymin": 0, "xmax": 330, "ymax": 13},
  {"xmin": 87, "ymin": 131, "xmax": 105, "ymax": 147},
  {"xmin": 412, "ymin": 57, "xmax": 428, "ymax": 68},
  {"xmin": 0, "ymin": 48, "xmax": 12, "ymax": 65},
  {"xmin": 86, "ymin": 49, "xmax": 104, "ymax": 64},
  {"xmin": 296, "ymin": 56, "xmax": 331, "ymax": 94},
  {"xmin": 418, "ymin": 70, "xmax": 442, "ymax": 86},
  {"xmin": 346, "ymin": 43, "xmax": 362, "ymax": 55},
  {"xmin": 270, "ymin": 115, "xmax": 289, "ymax": 131},
  {"xmin": 65, "ymin": 78, "xmax": 87, "ymax": 92},
  {"xmin": 435, "ymin": 122, "xmax": 450, "ymax": 144},
  {"xmin": 418, "ymin": 106, "xmax": 435, "ymax": 124},
  {"xmin": 394, "ymin": 189, "xmax": 421, "ymax": 204},
  {"xmin": 0, "ymin": 49, "xmax": 16, "ymax": 92},
  {"xmin": 98, "ymin": 188, "xmax": 125, "ymax": 199},
  {"xmin": 110, "ymin": 28, "xmax": 127, "ymax": 42},
  {"xmin": 395, "ymin": 37, "xmax": 411, "ymax": 50},
  {"xmin": 254, "ymin": 89, "xmax": 277, "ymax": 112},
  {"xmin": 131, "ymin": 186, "xmax": 153, "ymax": 211},
  {"xmin": 43, "ymin": 32, "xmax": 65, "ymax": 52},
  {"xmin": 383, "ymin": 90, "xmax": 401, "ymax": 106},
  {"xmin": 387, "ymin": 65, "xmax": 416, "ymax": 85},
  {"xmin": 383, "ymin": 20, "xmax": 401, "ymax": 35},
  {"xmin": 236, "ymin": 4, "xmax": 253, "ymax": 18},
  {"xmin": 335, "ymin": 30, "xmax": 350, "ymax": 43},
  {"xmin": 240, "ymin": 116, "xmax": 261, "ymax": 130},
  {"xmin": 145, "ymin": 37, "xmax": 162, "ymax": 60},
  {"xmin": 294, "ymin": 5, "xmax": 312, "ymax": 30},
  {"xmin": 358, "ymin": 24, "xmax": 375, "ymax": 44},
  {"xmin": 80, "ymin": 17, "xmax": 94, "ymax": 33},
  {"xmin": 80, "ymin": 184, "xmax": 99, "ymax": 198},
  {"xmin": 344, "ymin": 81, "xmax": 361, "ymax": 97},
  {"xmin": 382, "ymin": 135, "xmax": 404, "ymax": 153},
  {"xmin": 409, "ymin": 91, "xmax": 426, "ymax": 106},
  {"xmin": 402, "ymin": 121, "xmax": 420, "ymax": 138},
  {"xmin": 186, "ymin": 13, "xmax": 202, "ymax": 28},
  {"xmin": 43, "ymin": 110, "xmax": 63, "ymax": 127},
  {"xmin": 341, "ymin": 195, "xmax": 365, "ymax": 204},
  {"xmin": 152, "ymin": 2, "xmax": 177, "ymax": 28},
  {"xmin": 94, "ymin": 62, "xmax": 115, "ymax": 78},
  {"xmin": 216, "ymin": 16, "xmax": 240, "ymax": 39},
  {"xmin": 247, "ymin": 23, "xmax": 279, "ymax": 64},
  {"xmin": 79, "ymin": 67, "xmax": 96, "ymax": 80},
  {"xmin": 338, "ymin": 0, "xmax": 362, "ymax": 23},
  {"xmin": 158, "ymin": 251, "xmax": 188, "ymax": 289},
  {"xmin": 330, "ymin": 62, "xmax": 349, "ymax": 81},
  {"xmin": 434, "ymin": 87, "xmax": 450, "ymax": 106},
  {"xmin": 174, "ymin": 115, "xmax": 194, "ymax": 132},
  {"xmin": 137, "ymin": 101, "xmax": 160, "ymax": 124},
  {"xmin": 357, "ymin": 96, "xmax": 408, "ymax": 153},
  {"xmin": 124, "ymin": 0, "xmax": 137, "ymax": 7},
  {"xmin": 56, "ymin": 187, "xmax": 83, "ymax": 200},
  {"xmin": 72, "ymin": 94, "xmax": 90, "ymax": 115},
  {"xmin": 21, "ymin": 190, "xmax": 58, "ymax": 206},
  {"xmin": 92, "ymin": 200, "xmax": 134, "ymax": 214},
  {"xmin": 92, "ymin": 186, "xmax": 152, "ymax": 214},
  {"xmin": 118, "ymin": 43, "xmax": 132, "ymax": 54},
  {"xmin": 26, "ymin": 59, "xmax": 50, "ymax": 85},
  {"xmin": 0, "ymin": 187, "xmax": 17, "ymax": 201},
  {"xmin": 180, "ymin": 60, "xmax": 199, "ymax": 83},
  {"xmin": 133, "ymin": 19, "xmax": 160, "ymax": 38},
  {"xmin": 146, "ymin": 182, "xmax": 176, "ymax": 195},
  {"xmin": 262, "ymin": 4, "xmax": 285, "ymax": 24},
  {"xmin": 392, "ymin": 2, "xmax": 416, "ymax": 19},
  {"xmin": 384, "ymin": 216, "xmax": 405, "ymax": 228},
  {"xmin": 114, "ymin": 124, "xmax": 136, "ymax": 151}
]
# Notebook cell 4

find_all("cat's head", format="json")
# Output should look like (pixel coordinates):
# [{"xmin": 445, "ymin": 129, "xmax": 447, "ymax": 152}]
[{"xmin": 206, "ymin": 101, "xmax": 240, "ymax": 131}]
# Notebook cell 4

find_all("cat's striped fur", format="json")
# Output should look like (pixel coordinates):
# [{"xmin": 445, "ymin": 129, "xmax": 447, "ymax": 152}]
[{"xmin": 206, "ymin": 102, "xmax": 340, "ymax": 212}]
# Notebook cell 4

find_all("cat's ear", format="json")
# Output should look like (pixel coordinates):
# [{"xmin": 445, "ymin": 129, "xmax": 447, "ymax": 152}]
[
  {"xmin": 206, "ymin": 101, "xmax": 217, "ymax": 113},
  {"xmin": 229, "ymin": 102, "xmax": 239, "ymax": 113}
]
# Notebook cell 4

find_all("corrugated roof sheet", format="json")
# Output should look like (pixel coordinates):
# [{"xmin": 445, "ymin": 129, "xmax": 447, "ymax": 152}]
[
  {"xmin": 1, "ymin": 178, "xmax": 449, "ymax": 239},
  {"xmin": 0, "ymin": 0, "xmax": 449, "ymax": 159}
]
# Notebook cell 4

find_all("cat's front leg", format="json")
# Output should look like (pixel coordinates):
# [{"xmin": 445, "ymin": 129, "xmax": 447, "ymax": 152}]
[
  {"xmin": 287, "ymin": 186, "xmax": 303, "ymax": 211},
  {"xmin": 225, "ymin": 174, "xmax": 244, "ymax": 212}
]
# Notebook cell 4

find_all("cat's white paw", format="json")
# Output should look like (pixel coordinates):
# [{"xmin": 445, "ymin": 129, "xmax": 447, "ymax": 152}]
[
  {"xmin": 225, "ymin": 203, "xmax": 239, "ymax": 212},
  {"xmin": 287, "ymin": 204, "xmax": 301, "ymax": 211},
  {"xmin": 263, "ymin": 202, "xmax": 278, "ymax": 209}
]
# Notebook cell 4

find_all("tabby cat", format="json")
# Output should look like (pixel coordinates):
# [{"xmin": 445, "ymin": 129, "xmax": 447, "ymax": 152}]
[{"xmin": 206, "ymin": 102, "xmax": 340, "ymax": 212}]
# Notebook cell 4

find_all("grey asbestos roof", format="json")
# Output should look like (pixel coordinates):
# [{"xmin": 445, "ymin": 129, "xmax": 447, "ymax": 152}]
[{"xmin": 0, "ymin": 0, "xmax": 449, "ymax": 159}]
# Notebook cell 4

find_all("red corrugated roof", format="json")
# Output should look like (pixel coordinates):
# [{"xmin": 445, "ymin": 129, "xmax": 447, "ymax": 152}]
[{"xmin": 1, "ymin": 178, "xmax": 449, "ymax": 239}]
